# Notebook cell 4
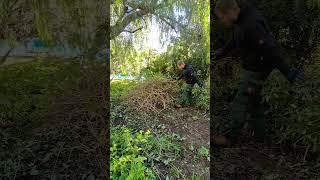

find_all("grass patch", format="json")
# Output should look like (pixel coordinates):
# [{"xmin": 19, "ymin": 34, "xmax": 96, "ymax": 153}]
[
  {"xmin": 0, "ymin": 58, "xmax": 80, "ymax": 135},
  {"xmin": 111, "ymin": 79, "xmax": 138, "ymax": 102}
]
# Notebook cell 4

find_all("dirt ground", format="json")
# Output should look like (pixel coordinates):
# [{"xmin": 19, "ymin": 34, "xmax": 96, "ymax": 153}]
[
  {"xmin": 115, "ymin": 104, "xmax": 210, "ymax": 179},
  {"xmin": 211, "ymin": 100, "xmax": 320, "ymax": 180},
  {"xmin": 212, "ymin": 142, "xmax": 320, "ymax": 179},
  {"xmin": 159, "ymin": 107, "xmax": 210, "ymax": 178},
  {"xmin": 118, "ymin": 99, "xmax": 317, "ymax": 179}
]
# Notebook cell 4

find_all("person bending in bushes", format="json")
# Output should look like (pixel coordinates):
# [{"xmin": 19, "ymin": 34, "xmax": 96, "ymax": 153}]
[
  {"xmin": 175, "ymin": 60, "xmax": 204, "ymax": 107},
  {"xmin": 212, "ymin": 0, "xmax": 305, "ymax": 146}
]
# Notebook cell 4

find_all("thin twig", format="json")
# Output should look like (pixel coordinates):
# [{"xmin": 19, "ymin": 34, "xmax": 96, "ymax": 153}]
[{"xmin": 303, "ymin": 145, "xmax": 310, "ymax": 163}]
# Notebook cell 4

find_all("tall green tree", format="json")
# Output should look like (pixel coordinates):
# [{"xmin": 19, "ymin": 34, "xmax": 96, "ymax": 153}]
[
  {"xmin": 111, "ymin": 0, "xmax": 190, "ymax": 40},
  {"xmin": 111, "ymin": 0, "xmax": 210, "ymax": 77}
]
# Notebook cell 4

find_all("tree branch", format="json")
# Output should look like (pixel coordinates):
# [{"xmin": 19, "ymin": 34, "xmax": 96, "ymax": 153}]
[
  {"xmin": 0, "ymin": 47, "xmax": 14, "ymax": 65},
  {"xmin": 110, "ymin": 0, "xmax": 177, "ymax": 40},
  {"xmin": 126, "ymin": 8, "xmax": 136, "ymax": 14},
  {"xmin": 111, "ymin": 10, "xmax": 148, "ymax": 39},
  {"xmin": 123, "ymin": 27, "xmax": 143, "ymax": 33},
  {"xmin": 156, "ymin": 13, "xmax": 187, "ymax": 30},
  {"xmin": 111, "ymin": 1, "xmax": 160, "ymax": 40},
  {"xmin": 157, "ymin": 15, "xmax": 175, "ymax": 30},
  {"xmin": 0, "ymin": 0, "xmax": 20, "ymax": 27}
]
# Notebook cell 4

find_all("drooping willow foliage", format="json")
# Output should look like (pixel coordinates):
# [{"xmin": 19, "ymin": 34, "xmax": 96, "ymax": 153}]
[
  {"xmin": 30, "ymin": 0, "xmax": 110, "ymax": 57},
  {"xmin": 0, "ymin": 1, "xmax": 34, "ymax": 45},
  {"xmin": 111, "ymin": 0, "xmax": 210, "ymax": 78}
]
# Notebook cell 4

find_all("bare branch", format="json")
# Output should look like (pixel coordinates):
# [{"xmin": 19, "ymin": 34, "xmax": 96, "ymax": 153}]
[
  {"xmin": 0, "ymin": 47, "xmax": 14, "ymax": 65},
  {"xmin": 157, "ymin": 15, "xmax": 175, "ymax": 30},
  {"xmin": 126, "ymin": 8, "xmax": 136, "ymax": 14},
  {"xmin": 157, "ymin": 13, "xmax": 188, "ymax": 31},
  {"xmin": 110, "ymin": 0, "xmax": 179, "ymax": 40},
  {"xmin": 111, "ymin": 1, "xmax": 160, "ymax": 39},
  {"xmin": 123, "ymin": 27, "xmax": 143, "ymax": 33},
  {"xmin": 111, "ymin": 10, "xmax": 148, "ymax": 39}
]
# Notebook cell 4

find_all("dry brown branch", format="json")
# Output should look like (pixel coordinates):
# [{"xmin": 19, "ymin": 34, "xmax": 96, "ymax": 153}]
[{"xmin": 123, "ymin": 79, "xmax": 179, "ymax": 114}]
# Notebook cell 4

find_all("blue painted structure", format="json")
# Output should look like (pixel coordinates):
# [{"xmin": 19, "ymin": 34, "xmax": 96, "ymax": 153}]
[
  {"xmin": 0, "ymin": 38, "xmax": 109, "ymax": 62},
  {"xmin": 110, "ymin": 74, "xmax": 145, "ymax": 80}
]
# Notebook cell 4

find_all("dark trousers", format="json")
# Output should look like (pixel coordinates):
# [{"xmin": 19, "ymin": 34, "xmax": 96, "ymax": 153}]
[
  {"xmin": 227, "ymin": 69, "xmax": 271, "ymax": 141},
  {"xmin": 179, "ymin": 83, "xmax": 195, "ymax": 105}
]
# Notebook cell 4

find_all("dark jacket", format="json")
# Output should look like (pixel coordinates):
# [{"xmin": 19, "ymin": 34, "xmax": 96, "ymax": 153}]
[
  {"xmin": 178, "ymin": 63, "xmax": 203, "ymax": 86},
  {"xmin": 217, "ymin": 3, "xmax": 290, "ymax": 75}
]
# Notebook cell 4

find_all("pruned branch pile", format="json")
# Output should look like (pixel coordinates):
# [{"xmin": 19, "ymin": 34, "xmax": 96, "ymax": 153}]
[{"xmin": 123, "ymin": 79, "xmax": 179, "ymax": 113}]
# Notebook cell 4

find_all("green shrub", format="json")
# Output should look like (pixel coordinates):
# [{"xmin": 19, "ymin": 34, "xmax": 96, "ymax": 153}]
[
  {"xmin": 143, "ymin": 71, "xmax": 168, "ymax": 80},
  {"xmin": 110, "ymin": 127, "xmax": 156, "ymax": 179},
  {"xmin": 176, "ymin": 79, "xmax": 209, "ymax": 110},
  {"xmin": 262, "ymin": 62, "xmax": 320, "ymax": 154},
  {"xmin": 110, "ymin": 126, "xmax": 182, "ymax": 179},
  {"xmin": 196, "ymin": 146, "xmax": 210, "ymax": 161},
  {"xmin": 142, "ymin": 130, "xmax": 181, "ymax": 166},
  {"xmin": 140, "ymin": 56, "xmax": 172, "ymax": 78},
  {"xmin": 110, "ymin": 80, "xmax": 138, "ymax": 102},
  {"xmin": 193, "ymin": 81, "xmax": 210, "ymax": 111}
]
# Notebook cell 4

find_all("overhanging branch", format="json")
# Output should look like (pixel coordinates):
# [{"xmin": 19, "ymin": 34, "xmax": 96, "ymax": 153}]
[
  {"xmin": 158, "ymin": 16, "xmax": 175, "ymax": 30},
  {"xmin": 123, "ymin": 27, "xmax": 143, "ymax": 33},
  {"xmin": 111, "ymin": 1, "xmax": 159, "ymax": 39},
  {"xmin": 154, "ymin": 12, "xmax": 188, "ymax": 31},
  {"xmin": 111, "ymin": 10, "xmax": 148, "ymax": 39},
  {"xmin": 111, "ymin": 0, "xmax": 185, "ymax": 40}
]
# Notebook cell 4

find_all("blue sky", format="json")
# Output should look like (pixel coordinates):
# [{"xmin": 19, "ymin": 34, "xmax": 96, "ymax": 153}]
[
  {"xmin": 139, "ymin": 18, "xmax": 179, "ymax": 53},
  {"xmin": 119, "ymin": 7, "xmax": 184, "ymax": 53},
  {"xmin": 119, "ymin": 13, "xmax": 181, "ymax": 53},
  {"xmin": 146, "ymin": 22, "xmax": 167, "ymax": 52}
]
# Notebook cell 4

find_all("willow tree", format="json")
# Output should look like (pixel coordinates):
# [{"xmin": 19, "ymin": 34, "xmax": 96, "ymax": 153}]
[
  {"xmin": 111, "ymin": 0, "xmax": 210, "ymax": 77},
  {"xmin": 29, "ymin": 0, "xmax": 110, "ymax": 58},
  {"xmin": 111, "ymin": 0, "xmax": 189, "ymax": 39},
  {"xmin": 0, "ymin": 0, "xmax": 35, "ymax": 63},
  {"xmin": 168, "ymin": 0, "xmax": 210, "ymax": 78}
]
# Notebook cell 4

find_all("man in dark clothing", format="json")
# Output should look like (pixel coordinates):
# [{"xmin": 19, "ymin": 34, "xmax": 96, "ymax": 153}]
[
  {"xmin": 212, "ymin": 0, "xmax": 305, "ymax": 145},
  {"xmin": 176, "ymin": 60, "xmax": 204, "ymax": 106}
]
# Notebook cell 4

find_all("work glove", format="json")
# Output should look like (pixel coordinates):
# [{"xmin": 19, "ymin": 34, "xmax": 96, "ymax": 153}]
[{"xmin": 287, "ymin": 68, "xmax": 305, "ymax": 84}]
